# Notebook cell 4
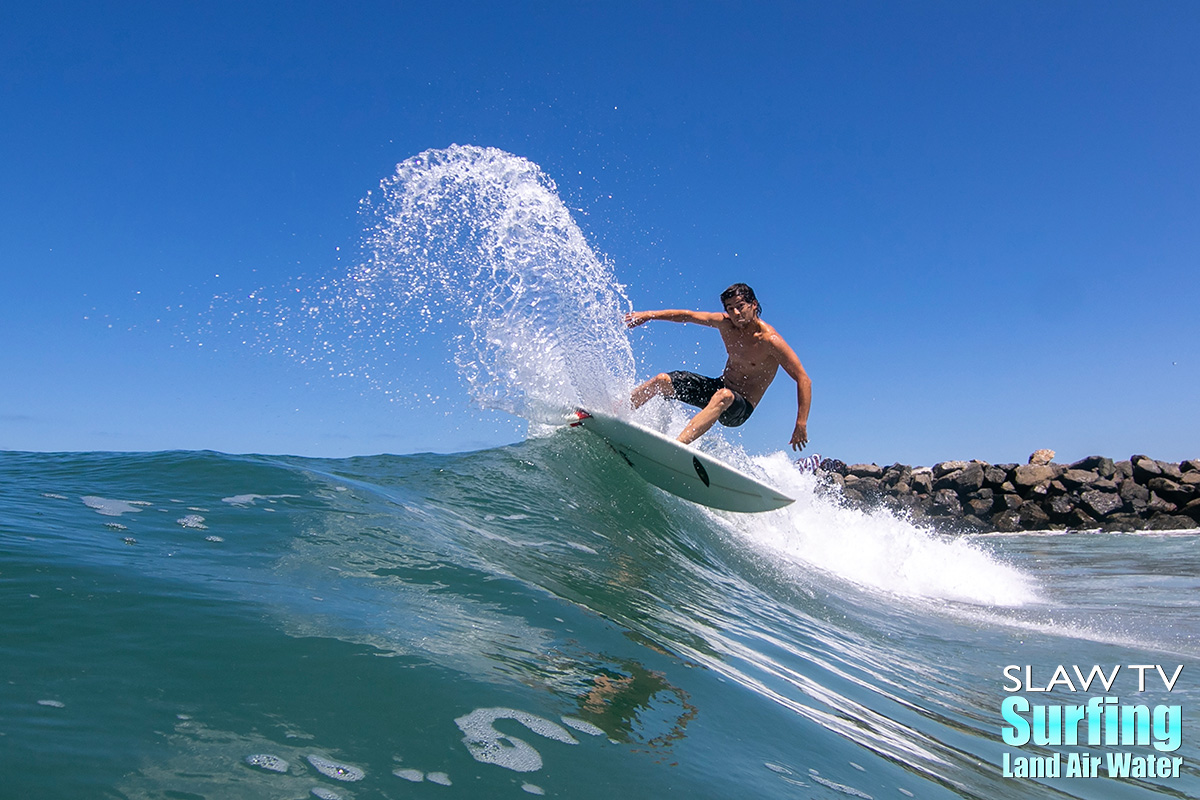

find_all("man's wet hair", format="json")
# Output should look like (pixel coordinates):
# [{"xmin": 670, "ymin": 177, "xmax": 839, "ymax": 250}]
[{"xmin": 721, "ymin": 283, "xmax": 761, "ymax": 315}]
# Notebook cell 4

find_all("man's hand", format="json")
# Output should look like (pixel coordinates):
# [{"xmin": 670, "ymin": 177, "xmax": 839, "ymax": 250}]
[
  {"xmin": 624, "ymin": 311, "xmax": 649, "ymax": 328},
  {"xmin": 790, "ymin": 422, "xmax": 808, "ymax": 451}
]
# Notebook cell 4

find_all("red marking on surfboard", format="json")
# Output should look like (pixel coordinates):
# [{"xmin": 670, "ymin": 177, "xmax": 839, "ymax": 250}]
[{"xmin": 569, "ymin": 409, "xmax": 592, "ymax": 427}]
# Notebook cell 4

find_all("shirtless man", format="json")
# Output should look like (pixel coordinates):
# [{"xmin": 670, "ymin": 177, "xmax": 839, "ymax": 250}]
[{"xmin": 625, "ymin": 283, "xmax": 812, "ymax": 450}]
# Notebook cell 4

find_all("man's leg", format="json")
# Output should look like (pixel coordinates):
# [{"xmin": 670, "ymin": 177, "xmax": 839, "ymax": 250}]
[
  {"xmin": 631, "ymin": 372, "xmax": 675, "ymax": 409},
  {"xmin": 677, "ymin": 388, "xmax": 734, "ymax": 444}
]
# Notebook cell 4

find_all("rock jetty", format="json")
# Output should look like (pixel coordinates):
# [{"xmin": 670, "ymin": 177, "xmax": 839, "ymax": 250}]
[{"xmin": 816, "ymin": 453, "xmax": 1200, "ymax": 532}]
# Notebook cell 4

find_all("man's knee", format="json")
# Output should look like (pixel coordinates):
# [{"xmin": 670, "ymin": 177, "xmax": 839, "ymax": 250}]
[{"xmin": 711, "ymin": 387, "xmax": 735, "ymax": 409}]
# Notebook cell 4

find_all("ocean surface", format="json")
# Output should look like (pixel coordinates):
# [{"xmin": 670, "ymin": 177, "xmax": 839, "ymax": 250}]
[
  {"xmin": 6, "ymin": 145, "xmax": 1197, "ymax": 798},
  {"xmin": 2, "ymin": 443, "xmax": 1198, "ymax": 799}
]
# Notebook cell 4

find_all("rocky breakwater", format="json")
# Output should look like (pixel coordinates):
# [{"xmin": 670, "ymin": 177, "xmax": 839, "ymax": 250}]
[{"xmin": 817, "ymin": 454, "xmax": 1200, "ymax": 532}]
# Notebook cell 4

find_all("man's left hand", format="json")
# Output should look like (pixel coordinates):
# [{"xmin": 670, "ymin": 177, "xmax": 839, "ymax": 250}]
[{"xmin": 790, "ymin": 423, "xmax": 808, "ymax": 451}]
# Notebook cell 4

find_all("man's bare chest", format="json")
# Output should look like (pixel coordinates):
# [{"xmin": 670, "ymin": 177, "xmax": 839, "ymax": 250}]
[{"xmin": 721, "ymin": 332, "xmax": 775, "ymax": 368}]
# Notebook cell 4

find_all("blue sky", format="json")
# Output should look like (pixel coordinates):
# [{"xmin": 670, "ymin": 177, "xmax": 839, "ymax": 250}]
[{"xmin": 2, "ymin": 1, "xmax": 1197, "ymax": 465}]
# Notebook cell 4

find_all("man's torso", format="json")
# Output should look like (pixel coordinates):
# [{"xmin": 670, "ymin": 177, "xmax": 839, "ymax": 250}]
[{"xmin": 717, "ymin": 319, "xmax": 781, "ymax": 405}]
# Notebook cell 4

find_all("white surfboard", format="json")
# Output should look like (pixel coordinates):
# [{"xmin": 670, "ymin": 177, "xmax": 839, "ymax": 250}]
[{"xmin": 571, "ymin": 409, "xmax": 793, "ymax": 513}]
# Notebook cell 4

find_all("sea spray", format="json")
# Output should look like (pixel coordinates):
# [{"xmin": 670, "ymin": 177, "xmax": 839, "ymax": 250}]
[
  {"xmin": 707, "ymin": 453, "xmax": 1039, "ymax": 607},
  {"xmin": 214, "ymin": 146, "xmax": 636, "ymax": 422}
]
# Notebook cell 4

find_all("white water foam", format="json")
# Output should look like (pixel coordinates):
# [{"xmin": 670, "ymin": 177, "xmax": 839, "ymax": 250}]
[
  {"xmin": 454, "ymin": 707, "xmax": 579, "ymax": 772},
  {"xmin": 244, "ymin": 753, "xmax": 289, "ymax": 773},
  {"xmin": 392, "ymin": 768, "xmax": 424, "ymax": 782},
  {"xmin": 305, "ymin": 754, "xmax": 364, "ymax": 782},
  {"xmin": 616, "ymin": 399, "xmax": 1038, "ymax": 606},
  {"xmin": 81, "ymin": 496, "xmax": 146, "ymax": 517},
  {"xmin": 700, "ymin": 451, "xmax": 1039, "ymax": 607}
]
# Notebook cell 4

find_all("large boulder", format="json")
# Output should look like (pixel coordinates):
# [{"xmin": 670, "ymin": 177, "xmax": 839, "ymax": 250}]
[
  {"xmin": 929, "ymin": 488, "xmax": 963, "ymax": 517},
  {"xmin": 934, "ymin": 462, "xmax": 985, "ymax": 494},
  {"xmin": 848, "ymin": 463, "xmax": 884, "ymax": 478},
  {"xmin": 1070, "ymin": 456, "xmax": 1116, "ymax": 479},
  {"xmin": 1066, "ymin": 508, "xmax": 1098, "ymax": 530},
  {"xmin": 1157, "ymin": 460, "xmax": 1184, "ymax": 480},
  {"xmin": 933, "ymin": 461, "xmax": 969, "ymax": 479},
  {"xmin": 1146, "ymin": 515, "xmax": 1199, "ymax": 530},
  {"xmin": 993, "ymin": 509, "xmax": 1022, "ymax": 532},
  {"xmin": 1119, "ymin": 479, "xmax": 1150, "ymax": 510},
  {"xmin": 1131, "ymin": 455, "xmax": 1162, "ymax": 483},
  {"xmin": 983, "ymin": 465, "xmax": 1009, "ymax": 488},
  {"xmin": 995, "ymin": 493, "xmax": 1024, "ymax": 512},
  {"xmin": 822, "ymin": 472, "xmax": 846, "ymax": 490},
  {"xmin": 1059, "ymin": 469, "xmax": 1099, "ymax": 489},
  {"xmin": 1147, "ymin": 477, "xmax": 1195, "ymax": 506},
  {"xmin": 1104, "ymin": 513, "xmax": 1147, "ymax": 531},
  {"xmin": 1029, "ymin": 449, "xmax": 1056, "ymax": 466},
  {"xmin": 1019, "ymin": 502, "xmax": 1051, "ymax": 530},
  {"xmin": 961, "ymin": 514, "xmax": 989, "ymax": 531},
  {"xmin": 854, "ymin": 476, "xmax": 884, "ymax": 498},
  {"xmin": 882, "ymin": 464, "xmax": 913, "ymax": 487},
  {"xmin": 966, "ymin": 496, "xmax": 995, "ymax": 518},
  {"xmin": 1147, "ymin": 492, "xmax": 1178, "ymax": 515},
  {"xmin": 1080, "ymin": 489, "xmax": 1123, "ymax": 518},
  {"xmin": 1046, "ymin": 495, "xmax": 1075, "ymax": 521},
  {"xmin": 1013, "ymin": 464, "xmax": 1058, "ymax": 490}
]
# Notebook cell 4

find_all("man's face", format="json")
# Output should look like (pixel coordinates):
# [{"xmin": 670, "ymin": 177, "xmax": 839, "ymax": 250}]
[{"xmin": 723, "ymin": 296, "xmax": 758, "ymax": 328}]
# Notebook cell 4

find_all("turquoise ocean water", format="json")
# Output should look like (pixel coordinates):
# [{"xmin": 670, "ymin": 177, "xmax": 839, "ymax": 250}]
[
  {"xmin": 2, "ymin": 445, "xmax": 1198, "ymax": 799},
  {"xmin": 4, "ymin": 146, "xmax": 1197, "ymax": 798}
]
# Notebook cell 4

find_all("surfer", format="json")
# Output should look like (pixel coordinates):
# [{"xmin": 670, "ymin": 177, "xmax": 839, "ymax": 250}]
[{"xmin": 625, "ymin": 283, "xmax": 812, "ymax": 450}]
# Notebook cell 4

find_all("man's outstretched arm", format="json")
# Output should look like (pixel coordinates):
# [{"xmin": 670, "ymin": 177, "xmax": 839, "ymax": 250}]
[{"xmin": 625, "ymin": 309, "xmax": 725, "ymax": 328}]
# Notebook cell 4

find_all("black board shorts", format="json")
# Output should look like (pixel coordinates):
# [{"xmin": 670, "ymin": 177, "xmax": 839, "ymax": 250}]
[{"xmin": 666, "ymin": 371, "xmax": 755, "ymax": 427}]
